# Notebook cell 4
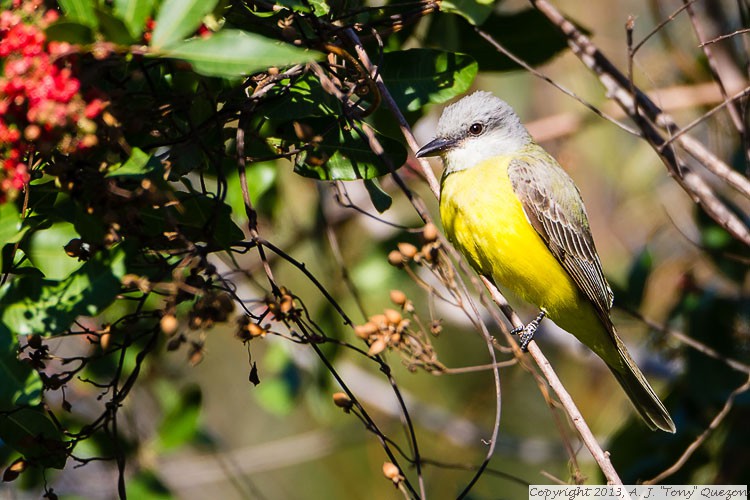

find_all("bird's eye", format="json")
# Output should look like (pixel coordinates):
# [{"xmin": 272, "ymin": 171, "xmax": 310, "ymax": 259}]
[{"xmin": 469, "ymin": 123, "xmax": 483, "ymax": 135}]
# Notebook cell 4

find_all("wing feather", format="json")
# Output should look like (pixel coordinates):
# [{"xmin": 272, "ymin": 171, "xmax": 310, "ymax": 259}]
[{"xmin": 508, "ymin": 156, "xmax": 614, "ymax": 321}]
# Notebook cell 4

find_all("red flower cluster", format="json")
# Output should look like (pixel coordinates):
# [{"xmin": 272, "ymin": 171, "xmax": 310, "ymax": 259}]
[{"xmin": 0, "ymin": 0, "xmax": 104, "ymax": 203}]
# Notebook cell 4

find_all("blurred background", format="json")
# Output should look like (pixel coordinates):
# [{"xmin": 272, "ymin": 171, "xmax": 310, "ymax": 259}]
[{"xmin": 2, "ymin": 0, "xmax": 749, "ymax": 498}]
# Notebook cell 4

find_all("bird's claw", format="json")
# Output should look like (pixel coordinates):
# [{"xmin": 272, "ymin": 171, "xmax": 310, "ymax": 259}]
[{"xmin": 511, "ymin": 311, "xmax": 546, "ymax": 352}]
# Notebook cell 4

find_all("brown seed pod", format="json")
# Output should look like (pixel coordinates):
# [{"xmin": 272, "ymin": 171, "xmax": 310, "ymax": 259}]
[
  {"xmin": 64, "ymin": 238, "xmax": 83, "ymax": 257},
  {"xmin": 332, "ymin": 392, "xmax": 353, "ymax": 410},
  {"xmin": 422, "ymin": 222, "xmax": 439, "ymax": 242},
  {"xmin": 384, "ymin": 308, "xmax": 402, "ymax": 325},
  {"xmin": 280, "ymin": 294, "xmax": 294, "ymax": 314},
  {"xmin": 354, "ymin": 322, "xmax": 377, "ymax": 339},
  {"xmin": 368, "ymin": 338, "xmax": 387, "ymax": 356},
  {"xmin": 160, "ymin": 314, "xmax": 179, "ymax": 336},
  {"xmin": 387, "ymin": 250, "xmax": 403, "ymax": 267},
  {"xmin": 248, "ymin": 323, "xmax": 266, "ymax": 337},
  {"xmin": 382, "ymin": 462, "xmax": 401, "ymax": 482},
  {"xmin": 389, "ymin": 289, "xmax": 407, "ymax": 306},
  {"xmin": 369, "ymin": 314, "xmax": 387, "ymax": 329},
  {"xmin": 397, "ymin": 242, "xmax": 418, "ymax": 259}
]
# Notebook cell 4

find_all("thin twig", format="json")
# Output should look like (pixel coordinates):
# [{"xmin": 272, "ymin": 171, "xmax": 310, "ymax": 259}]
[
  {"xmin": 481, "ymin": 277, "xmax": 623, "ymax": 486},
  {"xmin": 528, "ymin": 0, "xmax": 750, "ymax": 246},
  {"xmin": 644, "ymin": 374, "xmax": 750, "ymax": 484}
]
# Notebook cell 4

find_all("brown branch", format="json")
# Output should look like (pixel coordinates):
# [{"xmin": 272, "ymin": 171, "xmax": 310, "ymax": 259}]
[
  {"xmin": 480, "ymin": 277, "xmax": 622, "ymax": 485},
  {"xmin": 528, "ymin": 0, "xmax": 750, "ymax": 247}
]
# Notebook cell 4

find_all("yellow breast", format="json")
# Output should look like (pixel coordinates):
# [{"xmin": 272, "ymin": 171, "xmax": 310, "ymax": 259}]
[{"xmin": 439, "ymin": 156, "xmax": 585, "ymax": 324}]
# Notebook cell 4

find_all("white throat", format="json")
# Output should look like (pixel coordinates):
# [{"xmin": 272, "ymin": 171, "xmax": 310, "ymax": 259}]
[{"xmin": 442, "ymin": 131, "xmax": 531, "ymax": 175}]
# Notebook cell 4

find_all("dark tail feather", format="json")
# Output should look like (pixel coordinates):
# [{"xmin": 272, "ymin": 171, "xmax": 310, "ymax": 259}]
[{"xmin": 608, "ymin": 336, "xmax": 675, "ymax": 433}]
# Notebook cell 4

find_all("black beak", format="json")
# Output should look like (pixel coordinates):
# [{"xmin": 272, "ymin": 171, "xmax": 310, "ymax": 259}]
[{"xmin": 415, "ymin": 137, "xmax": 455, "ymax": 158}]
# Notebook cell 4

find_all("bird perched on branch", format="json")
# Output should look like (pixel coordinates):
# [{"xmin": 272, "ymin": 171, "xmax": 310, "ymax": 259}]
[{"xmin": 417, "ymin": 91, "xmax": 675, "ymax": 433}]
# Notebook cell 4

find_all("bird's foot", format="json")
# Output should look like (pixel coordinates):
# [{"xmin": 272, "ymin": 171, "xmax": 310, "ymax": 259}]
[{"xmin": 510, "ymin": 311, "xmax": 546, "ymax": 352}]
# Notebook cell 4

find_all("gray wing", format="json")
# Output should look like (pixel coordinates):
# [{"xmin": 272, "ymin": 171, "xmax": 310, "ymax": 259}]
[{"xmin": 508, "ymin": 156, "xmax": 614, "ymax": 318}]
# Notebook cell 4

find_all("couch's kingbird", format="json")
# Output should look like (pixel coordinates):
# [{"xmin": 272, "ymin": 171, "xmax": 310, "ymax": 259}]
[{"xmin": 416, "ymin": 91, "xmax": 675, "ymax": 433}]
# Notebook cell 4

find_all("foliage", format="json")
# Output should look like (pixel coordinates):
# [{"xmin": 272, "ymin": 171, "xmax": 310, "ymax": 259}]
[{"xmin": 0, "ymin": 0, "xmax": 748, "ymax": 498}]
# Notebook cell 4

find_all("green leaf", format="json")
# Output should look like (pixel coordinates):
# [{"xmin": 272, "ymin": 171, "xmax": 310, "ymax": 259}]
[
  {"xmin": 106, "ymin": 148, "xmax": 159, "ymax": 177},
  {"xmin": 0, "ymin": 332, "xmax": 40, "ymax": 409},
  {"xmin": 261, "ymin": 75, "xmax": 340, "ymax": 122},
  {"xmin": 27, "ymin": 222, "xmax": 83, "ymax": 280},
  {"xmin": 44, "ymin": 20, "xmax": 95, "ymax": 44},
  {"xmin": 274, "ymin": 0, "xmax": 329, "ymax": 16},
  {"xmin": 95, "ymin": 7, "xmax": 137, "ymax": 45},
  {"xmin": 0, "ymin": 406, "xmax": 67, "ymax": 469},
  {"xmin": 150, "ymin": 0, "xmax": 219, "ymax": 48},
  {"xmin": 363, "ymin": 178, "xmax": 392, "ymax": 213},
  {"xmin": 114, "ymin": 0, "xmax": 154, "ymax": 38},
  {"xmin": 58, "ymin": 0, "xmax": 97, "ymax": 27},
  {"xmin": 440, "ymin": 0, "xmax": 495, "ymax": 25},
  {"xmin": 431, "ymin": 10, "xmax": 577, "ymax": 72},
  {"xmin": 284, "ymin": 119, "xmax": 407, "ymax": 181},
  {"xmin": 0, "ymin": 248, "xmax": 126, "ymax": 337},
  {"xmin": 0, "ymin": 203, "xmax": 27, "ymax": 272},
  {"xmin": 125, "ymin": 470, "xmax": 172, "ymax": 500},
  {"xmin": 155, "ymin": 385, "xmax": 202, "ymax": 451},
  {"xmin": 380, "ymin": 49, "xmax": 477, "ymax": 112},
  {"xmin": 175, "ymin": 194, "xmax": 245, "ymax": 249},
  {"xmin": 161, "ymin": 29, "xmax": 319, "ymax": 78}
]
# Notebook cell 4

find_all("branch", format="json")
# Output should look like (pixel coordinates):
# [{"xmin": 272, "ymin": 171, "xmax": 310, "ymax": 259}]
[
  {"xmin": 529, "ymin": 0, "xmax": 750, "ymax": 247},
  {"xmin": 343, "ymin": 28, "xmax": 624, "ymax": 487},
  {"xmin": 480, "ymin": 277, "xmax": 623, "ymax": 485}
]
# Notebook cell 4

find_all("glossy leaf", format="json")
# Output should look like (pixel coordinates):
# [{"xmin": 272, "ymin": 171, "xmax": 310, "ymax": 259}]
[
  {"xmin": 58, "ymin": 0, "xmax": 97, "ymax": 27},
  {"xmin": 284, "ymin": 119, "xmax": 407, "ymax": 180},
  {"xmin": 0, "ymin": 203, "xmax": 26, "ymax": 272},
  {"xmin": 275, "ymin": 0, "xmax": 329, "ymax": 16},
  {"xmin": 440, "ymin": 0, "xmax": 495, "ymax": 26},
  {"xmin": 429, "ymin": 9, "xmax": 576, "ymax": 72},
  {"xmin": 113, "ymin": 0, "xmax": 154, "ymax": 38},
  {"xmin": 44, "ymin": 20, "xmax": 95, "ymax": 44},
  {"xmin": 380, "ymin": 49, "xmax": 477, "ymax": 112},
  {"xmin": 161, "ymin": 29, "xmax": 319, "ymax": 78},
  {"xmin": 363, "ymin": 178, "xmax": 392, "ymax": 213},
  {"xmin": 27, "ymin": 222, "xmax": 83, "ymax": 280},
  {"xmin": 174, "ymin": 194, "xmax": 245, "ymax": 249},
  {"xmin": 95, "ymin": 7, "xmax": 137, "ymax": 45},
  {"xmin": 150, "ymin": 0, "xmax": 219, "ymax": 48},
  {"xmin": 0, "ymin": 407, "xmax": 67, "ymax": 469},
  {"xmin": 0, "ymin": 332, "xmax": 41, "ymax": 409},
  {"xmin": 0, "ymin": 248, "xmax": 126, "ymax": 337},
  {"xmin": 261, "ymin": 75, "xmax": 339, "ymax": 122},
  {"xmin": 106, "ymin": 147, "xmax": 159, "ymax": 177}
]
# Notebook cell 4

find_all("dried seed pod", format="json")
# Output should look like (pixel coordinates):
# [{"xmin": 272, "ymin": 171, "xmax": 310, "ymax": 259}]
[
  {"xmin": 422, "ymin": 222, "xmax": 439, "ymax": 242},
  {"xmin": 280, "ymin": 294, "xmax": 294, "ymax": 314},
  {"xmin": 382, "ymin": 462, "xmax": 401, "ymax": 483},
  {"xmin": 160, "ymin": 314, "xmax": 179, "ymax": 336},
  {"xmin": 369, "ymin": 314, "xmax": 387, "ymax": 328},
  {"xmin": 389, "ymin": 289, "xmax": 407, "ymax": 306},
  {"xmin": 354, "ymin": 322, "xmax": 377, "ymax": 339},
  {"xmin": 384, "ymin": 308, "xmax": 402, "ymax": 325},
  {"xmin": 397, "ymin": 242, "xmax": 418, "ymax": 259},
  {"xmin": 332, "ymin": 392, "xmax": 353, "ymax": 410},
  {"xmin": 368, "ymin": 338, "xmax": 387, "ymax": 356},
  {"xmin": 387, "ymin": 250, "xmax": 403, "ymax": 267},
  {"xmin": 3, "ymin": 458, "xmax": 27, "ymax": 482}
]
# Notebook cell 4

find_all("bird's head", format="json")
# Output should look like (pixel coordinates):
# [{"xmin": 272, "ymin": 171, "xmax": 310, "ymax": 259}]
[{"xmin": 416, "ymin": 91, "xmax": 532, "ymax": 175}]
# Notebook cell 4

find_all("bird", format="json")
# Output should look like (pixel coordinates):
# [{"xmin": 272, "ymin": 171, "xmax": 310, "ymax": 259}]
[{"xmin": 416, "ymin": 91, "xmax": 675, "ymax": 433}]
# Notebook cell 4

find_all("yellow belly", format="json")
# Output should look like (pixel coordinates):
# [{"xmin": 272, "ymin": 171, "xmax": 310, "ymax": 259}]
[{"xmin": 440, "ymin": 157, "xmax": 603, "ymax": 340}]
